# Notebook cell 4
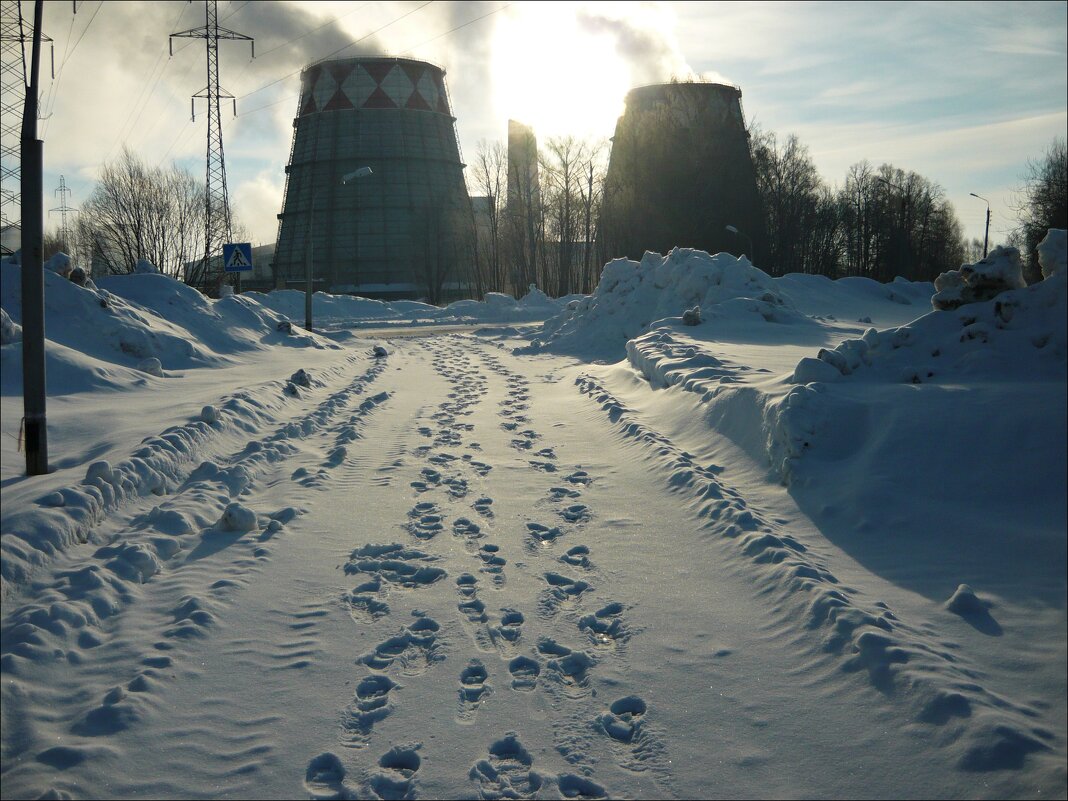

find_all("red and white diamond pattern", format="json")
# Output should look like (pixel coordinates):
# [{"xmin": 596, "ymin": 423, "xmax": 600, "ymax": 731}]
[{"xmin": 299, "ymin": 59, "xmax": 450, "ymax": 116}]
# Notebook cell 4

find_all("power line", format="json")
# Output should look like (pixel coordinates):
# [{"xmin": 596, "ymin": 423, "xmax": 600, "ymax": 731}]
[
  {"xmin": 110, "ymin": 2, "xmax": 196, "ymax": 159},
  {"xmin": 236, "ymin": 0, "xmax": 434, "ymax": 102},
  {"xmin": 400, "ymin": 2, "xmax": 510, "ymax": 54},
  {"xmin": 171, "ymin": 0, "xmax": 254, "ymax": 291},
  {"xmin": 38, "ymin": 1, "xmax": 77, "ymax": 129},
  {"xmin": 250, "ymin": 1, "xmax": 374, "ymax": 63},
  {"xmin": 237, "ymin": 1, "xmax": 509, "ymax": 120}
]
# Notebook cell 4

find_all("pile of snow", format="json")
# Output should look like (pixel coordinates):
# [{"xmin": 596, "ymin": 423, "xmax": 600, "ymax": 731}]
[
  {"xmin": 0, "ymin": 260, "xmax": 335, "ymax": 395},
  {"xmin": 796, "ymin": 238, "xmax": 1067, "ymax": 386},
  {"xmin": 245, "ymin": 284, "xmax": 573, "ymax": 329},
  {"xmin": 528, "ymin": 249, "xmax": 803, "ymax": 357},
  {"xmin": 43, "ymin": 252, "xmax": 73, "ymax": 278},
  {"xmin": 1038, "ymin": 228, "xmax": 1066, "ymax": 279},
  {"xmin": 243, "ymin": 289, "xmax": 402, "ymax": 325},
  {"xmin": 932, "ymin": 245, "xmax": 1026, "ymax": 310}
]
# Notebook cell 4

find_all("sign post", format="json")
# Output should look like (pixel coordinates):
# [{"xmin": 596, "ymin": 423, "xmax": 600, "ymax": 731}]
[{"xmin": 223, "ymin": 242, "xmax": 253, "ymax": 294}]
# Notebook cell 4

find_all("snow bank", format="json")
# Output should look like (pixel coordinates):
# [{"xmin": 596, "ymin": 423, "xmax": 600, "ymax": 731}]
[
  {"xmin": 527, "ymin": 249, "xmax": 801, "ymax": 357},
  {"xmin": 792, "ymin": 267, "xmax": 1066, "ymax": 386},
  {"xmin": 243, "ymin": 289, "xmax": 401, "ymax": 325},
  {"xmin": 0, "ymin": 260, "xmax": 338, "ymax": 397},
  {"xmin": 1038, "ymin": 228, "xmax": 1066, "ymax": 279},
  {"xmin": 244, "ymin": 285, "xmax": 572, "ymax": 329},
  {"xmin": 932, "ymin": 245, "xmax": 1026, "ymax": 310}
]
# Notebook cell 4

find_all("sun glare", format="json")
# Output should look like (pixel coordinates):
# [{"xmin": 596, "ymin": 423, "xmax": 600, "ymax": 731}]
[{"xmin": 490, "ymin": 3, "xmax": 637, "ymax": 141}]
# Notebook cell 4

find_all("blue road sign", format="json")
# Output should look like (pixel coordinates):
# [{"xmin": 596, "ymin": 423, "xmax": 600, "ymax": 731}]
[{"xmin": 223, "ymin": 242, "xmax": 254, "ymax": 273}]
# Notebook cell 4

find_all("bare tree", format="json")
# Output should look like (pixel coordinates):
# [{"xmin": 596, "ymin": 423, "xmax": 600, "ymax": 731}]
[
  {"xmin": 576, "ymin": 140, "xmax": 607, "ymax": 292},
  {"xmin": 75, "ymin": 147, "xmax": 237, "ymax": 286},
  {"xmin": 471, "ymin": 140, "xmax": 508, "ymax": 294},
  {"xmin": 1012, "ymin": 137, "xmax": 1067, "ymax": 283},
  {"xmin": 540, "ymin": 135, "xmax": 586, "ymax": 296}
]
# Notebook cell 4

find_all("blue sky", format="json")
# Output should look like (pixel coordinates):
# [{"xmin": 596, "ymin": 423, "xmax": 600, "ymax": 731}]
[{"xmin": 24, "ymin": 0, "xmax": 1068, "ymax": 255}]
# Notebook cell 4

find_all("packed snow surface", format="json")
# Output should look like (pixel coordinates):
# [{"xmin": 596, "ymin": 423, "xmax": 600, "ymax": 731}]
[{"xmin": 0, "ymin": 243, "xmax": 1064, "ymax": 799}]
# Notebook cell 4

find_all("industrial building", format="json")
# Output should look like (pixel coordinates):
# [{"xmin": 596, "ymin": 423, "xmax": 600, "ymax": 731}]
[
  {"xmin": 600, "ymin": 81, "xmax": 765, "ymax": 264},
  {"xmin": 273, "ymin": 56, "xmax": 474, "ymax": 302}
]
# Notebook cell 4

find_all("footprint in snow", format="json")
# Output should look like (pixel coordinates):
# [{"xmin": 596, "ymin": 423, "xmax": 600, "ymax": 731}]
[
  {"xmin": 470, "ymin": 733, "xmax": 543, "ymax": 800},
  {"xmin": 363, "ymin": 744, "xmax": 421, "ymax": 801},
  {"xmin": 304, "ymin": 752, "xmax": 353, "ymax": 800},
  {"xmin": 473, "ymin": 497, "xmax": 494, "ymax": 518},
  {"xmin": 548, "ymin": 486, "xmax": 581, "ymax": 501},
  {"xmin": 578, "ymin": 602, "xmax": 632, "ymax": 649},
  {"xmin": 508, "ymin": 656, "xmax": 541, "ymax": 692},
  {"xmin": 558, "ymin": 504, "xmax": 591, "ymax": 524},
  {"xmin": 594, "ymin": 696, "xmax": 671, "ymax": 783},
  {"xmin": 343, "ymin": 674, "xmax": 402, "ymax": 747},
  {"xmin": 560, "ymin": 545, "xmax": 592, "ymax": 570},
  {"xmin": 359, "ymin": 615, "xmax": 445, "ymax": 676},
  {"xmin": 539, "ymin": 572, "xmax": 592, "ymax": 616},
  {"xmin": 477, "ymin": 544, "xmax": 507, "ymax": 586},
  {"xmin": 457, "ymin": 660, "xmax": 492, "ymax": 723},
  {"xmin": 489, "ymin": 608, "xmax": 525, "ymax": 654}
]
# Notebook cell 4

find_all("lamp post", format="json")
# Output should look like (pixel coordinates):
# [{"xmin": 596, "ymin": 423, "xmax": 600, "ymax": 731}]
[
  {"xmin": 969, "ymin": 193, "xmax": 990, "ymax": 258},
  {"xmin": 305, "ymin": 166, "xmax": 373, "ymax": 332},
  {"xmin": 724, "ymin": 225, "xmax": 753, "ymax": 260}
]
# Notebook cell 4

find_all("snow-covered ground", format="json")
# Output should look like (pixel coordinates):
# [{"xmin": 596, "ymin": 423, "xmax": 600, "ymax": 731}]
[{"xmin": 1, "ymin": 240, "xmax": 1064, "ymax": 800}]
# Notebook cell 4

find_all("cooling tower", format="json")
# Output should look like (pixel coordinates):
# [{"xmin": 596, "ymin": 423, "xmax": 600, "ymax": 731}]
[
  {"xmin": 273, "ymin": 57, "xmax": 473, "ymax": 301},
  {"xmin": 600, "ymin": 82, "xmax": 765, "ymax": 264}
]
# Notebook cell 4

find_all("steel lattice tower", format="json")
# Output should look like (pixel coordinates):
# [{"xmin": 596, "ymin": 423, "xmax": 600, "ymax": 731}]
[
  {"xmin": 49, "ymin": 173, "xmax": 73, "ymax": 249},
  {"xmin": 0, "ymin": 0, "xmax": 27, "ymax": 250},
  {"xmin": 171, "ymin": 0, "xmax": 252, "ymax": 291}
]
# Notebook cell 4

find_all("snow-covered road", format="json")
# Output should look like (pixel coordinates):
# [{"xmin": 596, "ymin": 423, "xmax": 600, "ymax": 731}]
[{"xmin": 3, "ymin": 329, "xmax": 1062, "ymax": 800}]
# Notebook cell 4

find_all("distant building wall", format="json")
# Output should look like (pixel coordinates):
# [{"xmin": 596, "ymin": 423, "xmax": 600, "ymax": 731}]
[{"xmin": 600, "ymin": 82, "xmax": 765, "ymax": 264}]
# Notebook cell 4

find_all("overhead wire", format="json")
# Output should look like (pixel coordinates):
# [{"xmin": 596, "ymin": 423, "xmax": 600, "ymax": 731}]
[
  {"xmin": 399, "ymin": 1, "xmax": 510, "ymax": 55},
  {"xmin": 104, "ymin": 1, "xmax": 192, "ymax": 164},
  {"xmin": 248, "ymin": 1, "xmax": 375, "ymax": 64},
  {"xmin": 41, "ymin": 0, "xmax": 104, "ymax": 138},
  {"xmin": 235, "ymin": 0, "xmax": 434, "ymax": 103},
  {"xmin": 38, "ymin": 2, "xmax": 78, "ymax": 133},
  {"xmin": 237, "ymin": 0, "xmax": 512, "ymax": 120}
]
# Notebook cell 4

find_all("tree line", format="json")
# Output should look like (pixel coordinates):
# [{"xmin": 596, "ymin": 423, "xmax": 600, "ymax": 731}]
[
  {"xmin": 468, "ymin": 135, "xmax": 609, "ymax": 299},
  {"xmin": 44, "ymin": 133, "xmax": 1064, "ymax": 298},
  {"xmin": 45, "ymin": 147, "xmax": 241, "ymax": 290},
  {"xmin": 468, "ymin": 129, "xmax": 1065, "ymax": 296}
]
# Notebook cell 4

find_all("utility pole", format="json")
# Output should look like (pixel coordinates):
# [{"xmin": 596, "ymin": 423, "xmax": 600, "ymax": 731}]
[
  {"xmin": 170, "ymin": 1, "xmax": 252, "ymax": 295},
  {"xmin": 969, "ymin": 193, "xmax": 990, "ymax": 258},
  {"xmin": 49, "ymin": 173, "xmax": 73, "ymax": 251},
  {"xmin": 21, "ymin": 0, "xmax": 46, "ymax": 475}
]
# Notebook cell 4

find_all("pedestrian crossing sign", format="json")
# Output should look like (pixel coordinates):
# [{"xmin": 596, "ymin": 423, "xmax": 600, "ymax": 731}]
[{"xmin": 223, "ymin": 242, "xmax": 253, "ymax": 272}]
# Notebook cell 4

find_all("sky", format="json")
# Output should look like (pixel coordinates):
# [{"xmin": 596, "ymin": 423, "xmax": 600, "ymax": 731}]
[{"xmin": 16, "ymin": 0, "xmax": 1068, "ymax": 255}]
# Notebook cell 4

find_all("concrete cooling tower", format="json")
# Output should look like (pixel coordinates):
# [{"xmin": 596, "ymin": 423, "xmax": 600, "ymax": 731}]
[
  {"xmin": 273, "ymin": 57, "xmax": 472, "ymax": 300},
  {"xmin": 600, "ymin": 82, "xmax": 765, "ymax": 264}
]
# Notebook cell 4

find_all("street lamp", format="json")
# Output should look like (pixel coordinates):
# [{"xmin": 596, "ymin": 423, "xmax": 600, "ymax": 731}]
[
  {"xmin": 724, "ymin": 225, "xmax": 753, "ymax": 260},
  {"xmin": 305, "ymin": 167, "xmax": 373, "ymax": 332},
  {"xmin": 969, "ymin": 192, "xmax": 991, "ymax": 258}
]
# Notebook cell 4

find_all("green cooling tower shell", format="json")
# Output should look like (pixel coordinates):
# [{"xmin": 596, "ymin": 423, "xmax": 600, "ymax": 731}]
[
  {"xmin": 273, "ymin": 57, "xmax": 472, "ymax": 299},
  {"xmin": 600, "ymin": 82, "xmax": 766, "ymax": 265}
]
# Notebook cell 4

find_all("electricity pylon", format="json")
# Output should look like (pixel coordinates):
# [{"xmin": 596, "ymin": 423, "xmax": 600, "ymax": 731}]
[{"xmin": 170, "ymin": 0, "xmax": 252, "ymax": 292}]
